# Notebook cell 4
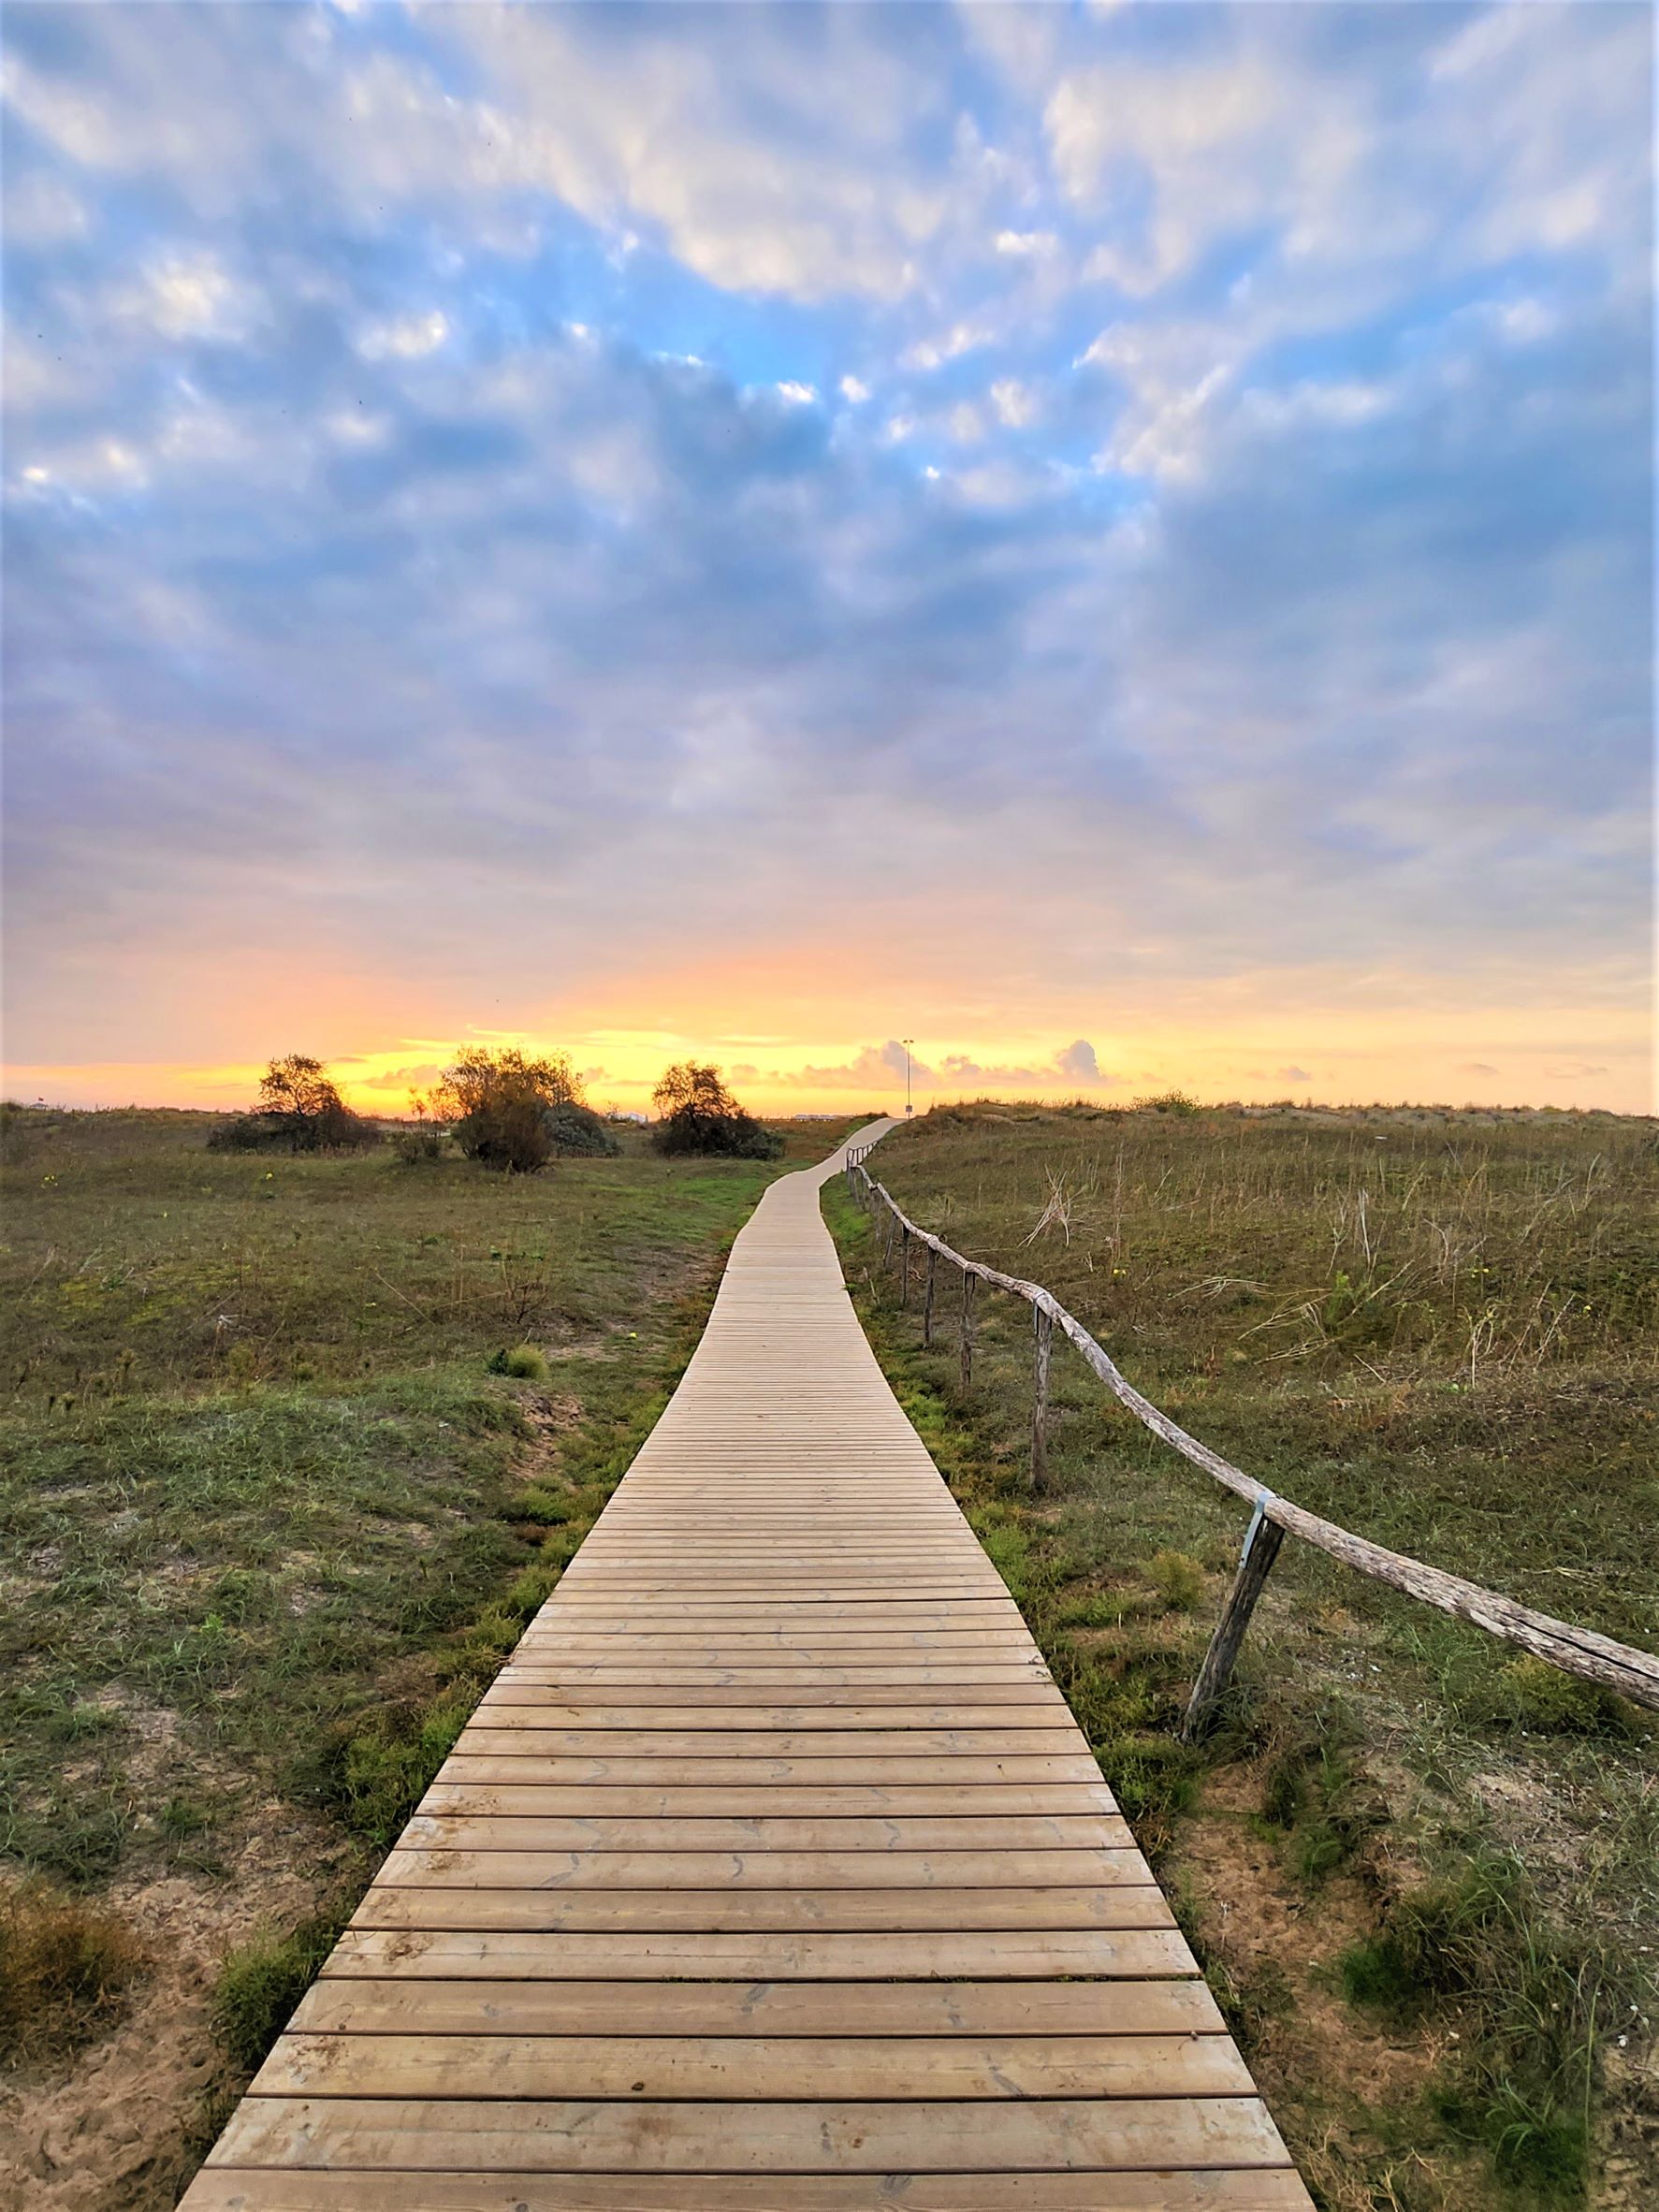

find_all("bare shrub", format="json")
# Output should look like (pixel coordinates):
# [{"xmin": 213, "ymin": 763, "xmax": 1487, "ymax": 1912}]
[
  {"xmin": 208, "ymin": 1055, "xmax": 380, "ymax": 1154},
  {"xmin": 651, "ymin": 1062, "xmax": 783, "ymax": 1159},
  {"xmin": 429, "ymin": 1047, "xmax": 616, "ymax": 1173}
]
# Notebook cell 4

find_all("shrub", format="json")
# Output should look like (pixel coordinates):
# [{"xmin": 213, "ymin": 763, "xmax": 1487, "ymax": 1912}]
[
  {"xmin": 392, "ymin": 1125, "xmax": 445, "ymax": 1165},
  {"xmin": 650, "ymin": 1062, "xmax": 783, "ymax": 1159},
  {"xmin": 545, "ymin": 1099, "xmax": 620, "ymax": 1157},
  {"xmin": 209, "ymin": 1055, "xmax": 380, "ymax": 1155},
  {"xmin": 1134, "ymin": 1089, "xmax": 1202, "ymax": 1116},
  {"xmin": 0, "ymin": 1880, "xmax": 146, "ymax": 2065},
  {"xmin": 454, "ymin": 1094, "xmax": 551, "ymax": 1173},
  {"xmin": 430, "ymin": 1046, "xmax": 598, "ymax": 1174}
]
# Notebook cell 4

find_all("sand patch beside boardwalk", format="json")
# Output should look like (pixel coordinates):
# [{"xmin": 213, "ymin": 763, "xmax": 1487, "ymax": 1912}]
[{"xmin": 0, "ymin": 1809, "xmax": 340, "ymax": 2212}]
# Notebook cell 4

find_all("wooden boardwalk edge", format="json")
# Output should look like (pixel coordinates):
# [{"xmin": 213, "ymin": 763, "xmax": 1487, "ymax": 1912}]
[{"xmin": 181, "ymin": 1126, "xmax": 1312, "ymax": 2212}]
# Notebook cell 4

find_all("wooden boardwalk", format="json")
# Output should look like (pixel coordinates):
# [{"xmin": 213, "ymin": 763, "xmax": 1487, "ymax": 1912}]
[{"xmin": 183, "ymin": 1129, "xmax": 1310, "ymax": 2211}]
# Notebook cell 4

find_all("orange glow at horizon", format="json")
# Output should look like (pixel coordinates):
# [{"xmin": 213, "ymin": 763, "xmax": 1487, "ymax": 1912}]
[{"xmin": 7, "ymin": 1000, "xmax": 1652, "ymax": 1120}]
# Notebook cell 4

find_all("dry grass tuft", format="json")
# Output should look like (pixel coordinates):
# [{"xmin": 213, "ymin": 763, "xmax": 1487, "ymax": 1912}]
[{"xmin": 0, "ymin": 1878, "xmax": 147, "ymax": 2067}]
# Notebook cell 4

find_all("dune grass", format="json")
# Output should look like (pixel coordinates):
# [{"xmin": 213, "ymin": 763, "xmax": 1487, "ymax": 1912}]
[{"xmin": 828, "ymin": 1099, "xmax": 1657, "ymax": 2210}]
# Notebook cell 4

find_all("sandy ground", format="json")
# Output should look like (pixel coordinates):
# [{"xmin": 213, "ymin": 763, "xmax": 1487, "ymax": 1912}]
[{"xmin": 0, "ymin": 1807, "xmax": 342, "ymax": 2212}]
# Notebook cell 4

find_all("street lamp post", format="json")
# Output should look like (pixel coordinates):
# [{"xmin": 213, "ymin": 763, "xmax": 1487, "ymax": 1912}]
[{"xmin": 901, "ymin": 1039, "xmax": 915, "ymax": 1117}]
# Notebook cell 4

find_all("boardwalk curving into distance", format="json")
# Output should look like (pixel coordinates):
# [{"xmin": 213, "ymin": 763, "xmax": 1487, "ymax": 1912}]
[{"xmin": 183, "ymin": 1128, "xmax": 1311, "ymax": 2211}]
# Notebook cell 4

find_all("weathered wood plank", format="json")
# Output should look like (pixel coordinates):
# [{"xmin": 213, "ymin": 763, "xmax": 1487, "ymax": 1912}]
[
  {"xmin": 289, "ymin": 1975, "xmax": 1226, "ymax": 2039},
  {"xmin": 374, "ymin": 1847, "xmax": 1171, "ymax": 1897},
  {"xmin": 344, "ymin": 1886, "xmax": 1173, "ymax": 1935},
  {"xmin": 205, "ymin": 2095, "xmax": 1294, "ymax": 2175},
  {"xmin": 438, "ymin": 1754, "xmax": 1112, "ymax": 1785},
  {"xmin": 453, "ymin": 1729, "xmax": 1086, "ymax": 1758},
  {"xmin": 398, "ymin": 1814, "xmax": 1134, "ymax": 1852},
  {"xmin": 255, "ymin": 2030, "xmax": 1255, "ymax": 2101},
  {"xmin": 414, "ymin": 1783, "xmax": 1126, "ymax": 1816},
  {"xmin": 472, "ymin": 1699, "xmax": 1074, "ymax": 1727},
  {"xmin": 325, "ymin": 1926, "xmax": 1201, "ymax": 1978},
  {"xmin": 181, "ymin": 2172, "xmax": 1315, "ymax": 2210}
]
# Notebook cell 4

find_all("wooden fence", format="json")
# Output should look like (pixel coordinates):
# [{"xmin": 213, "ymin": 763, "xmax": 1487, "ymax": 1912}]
[{"xmin": 842, "ymin": 1142, "xmax": 1659, "ymax": 1733}]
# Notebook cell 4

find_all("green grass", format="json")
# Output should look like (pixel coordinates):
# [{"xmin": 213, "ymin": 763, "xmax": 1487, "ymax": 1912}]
[
  {"xmin": 212, "ymin": 1902, "xmax": 353, "ymax": 2074},
  {"xmin": 0, "ymin": 1104, "xmax": 866, "ymax": 2123},
  {"xmin": 827, "ymin": 1099, "xmax": 1659, "ymax": 2210}
]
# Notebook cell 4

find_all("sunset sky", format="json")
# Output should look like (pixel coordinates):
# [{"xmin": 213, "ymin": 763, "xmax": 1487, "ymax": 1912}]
[{"xmin": 4, "ymin": 3, "xmax": 1652, "ymax": 1117}]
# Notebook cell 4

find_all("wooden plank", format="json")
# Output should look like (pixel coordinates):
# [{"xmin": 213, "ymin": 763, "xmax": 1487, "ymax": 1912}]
[
  {"xmin": 470, "ymin": 1700, "xmax": 1073, "ymax": 1728},
  {"xmin": 344, "ymin": 1887, "xmax": 1171, "ymax": 1936},
  {"xmin": 206, "ymin": 2096, "xmax": 1293, "ymax": 2175},
  {"xmin": 325, "ymin": 1927, "xmax": 1199, "ymax": 1977},
  {"xmin": 452, "ymin": 1729, "xmax": 1086, "ymax": 1758},
  {"xmin": 515, "ymin": 1623, "xmax": 1042, "ymax": 1640},
  {"xmin": 182, "ymin": 2171, "xmax": 1315, "ymax": 2210},
  {"xmin": 375, "ymin": 1848, "xmax": 1174, "ymax": 1899},
  {"xmin": 437, "ymin": 1754, "xmax": 1112, "ymax": 1785},
  {"xmin": 254, "ymin": 2030, "xmax": 1255, "ymax": 2101},
  {"xmin": 289, "ymin": 1975, "xmax": 1227, "ymax": 2039},
  {"xmin": 415, "ymin": 1783, "xmax": 1127, "ymax": 1816},
  {"xmin": 399, "ymin": 1815, "xmax": 1135, "ymax": 1851},
  {"xmin": 493, "ymin": 1669, "xmax": 1060, "ymax": 1690}
]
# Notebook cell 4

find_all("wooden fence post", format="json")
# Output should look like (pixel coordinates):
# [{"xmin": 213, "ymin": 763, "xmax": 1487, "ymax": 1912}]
[
  {"xmin": 1031, "ymin": 1305, "xmax": 1053, "ymax": 1489},
  {"xmin": 959, "ymin": 1270, "xmax": 977, "ymax": 1391},
  {"xmin": 1182, "ymin": 1503, "xmax": 1286, "ymax": 1739},
  {"xmin": 899, "ymin": 1228, "xmax": 910, "ymax": 1309},
  {"xmin": 882, "ymin": 1208, "xmax": 895, "ymax": 1270},
  {"xmin": 922, "ymin": 1246, "xmax": 937, "ymax": 1347}
]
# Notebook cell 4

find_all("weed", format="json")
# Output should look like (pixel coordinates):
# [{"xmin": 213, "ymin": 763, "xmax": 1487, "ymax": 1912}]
[
  {"xmin": 1338, "ymin": 1855, "xmax": 1606, "ymax": 2196},
  {"xmin": 490, "ymin": 1345, "xmax": 549, "ymax": 1380},
  {"xmin": 1147, "ymin": 1548, "xmax": 1205, "ymax": 1611},
  {"xmin": 322, "ymin": 1693, "xmax": 473, "ymax": 1846},
  {"xmin": 0, "ymin": 1879, "xmax": 146, "ymax": 2065},
  {"xmin": 512, "ymin": 1484, "xmax": 574, "ymax": 1525},
  {"xmin": 1478, "ymin": 1654, "xmax": 1639, "ymax": 1739},
  {"xmin": 213, "ymin": 1902, "xmax": 352, "ymax": 2073}
]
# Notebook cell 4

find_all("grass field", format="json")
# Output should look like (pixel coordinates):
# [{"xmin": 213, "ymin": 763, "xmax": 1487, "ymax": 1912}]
[
  {"xmin": 0, "ymin": 1104, "xmax": 864, "ymax": 2210},
  {"xmin": 827, "ymin": 1100, "xmax": 1657, "ymax": 2212}
]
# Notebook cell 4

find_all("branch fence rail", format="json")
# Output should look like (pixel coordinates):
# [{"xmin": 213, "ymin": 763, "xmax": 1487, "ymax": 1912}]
[{"xmin": 841, "ymin": 1140, "xmax": 1659, "ymax": 1736}]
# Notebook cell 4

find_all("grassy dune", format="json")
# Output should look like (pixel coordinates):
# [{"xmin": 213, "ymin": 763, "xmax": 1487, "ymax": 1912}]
[
  {"xmin": 828, "ymin": 1099, "xmax": 1657, "ymax": 2212},
  {"xmin": 0, "ymin": 1105, "xmax": 859, "ymax": 2206}
]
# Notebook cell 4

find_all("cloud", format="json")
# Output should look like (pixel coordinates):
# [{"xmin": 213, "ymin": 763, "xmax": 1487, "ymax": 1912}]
[
  {"xmin": 779, "ymin": 1041, "xmax": 924, "ymax": 1094},
  {"xmin": 936, "ymin": 1041, "xmax": 1116, "ymax": 1092},
  {"xmin": 1, "ymin": 3, "xmax": 1649, "ymax": 1112},
  {"xmin": 990, "ymin": 378, "xmax": 1036, "ymax": 429},
  {"xmin": 357, "ymin": 309, "xmax": 450, "ymax": 361},
  {"xmin": 1055, "ymin": 1039, "xmax": 1104, "ymax": 1084},
  {"xmin": 1277, "ymin": 1065, "xmax": 1312, "ymax": 1084}
]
